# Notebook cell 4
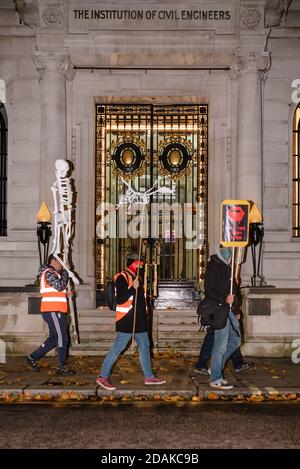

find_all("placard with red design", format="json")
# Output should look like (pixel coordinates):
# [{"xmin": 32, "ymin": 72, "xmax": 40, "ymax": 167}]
[{"xmin": 220, "ymin": 200, "xmax": 250, "ymax": 247}]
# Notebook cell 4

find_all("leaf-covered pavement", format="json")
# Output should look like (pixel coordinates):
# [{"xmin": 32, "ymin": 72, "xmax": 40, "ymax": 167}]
[{"xmin": 0, "ymin": 353, "xmax": 299, "ymax": 403}]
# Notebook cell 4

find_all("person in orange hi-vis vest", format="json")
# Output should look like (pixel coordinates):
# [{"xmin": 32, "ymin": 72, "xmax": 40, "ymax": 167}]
[
  {"xmin": 96, "ymin": 252, "xmax": 166, "ymax": 391},
  {"xmin": 26, "ymin": 254, "xmax": 75, "ymax": 375}
]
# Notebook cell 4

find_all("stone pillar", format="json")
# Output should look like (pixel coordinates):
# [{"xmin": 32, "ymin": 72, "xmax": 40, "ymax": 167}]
[
  {"xmin": 33, "ymin": 50, "xmax": 74, "ymax": 203},
  {"xmin": 234, "ymin": 50, "xmax": 270, "ymax": 209}
]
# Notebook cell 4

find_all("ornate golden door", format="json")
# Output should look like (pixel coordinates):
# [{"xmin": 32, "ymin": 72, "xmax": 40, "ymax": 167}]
[{"xmin": 95, "ymin": 104, "xmax": 208, "ymax": 297}]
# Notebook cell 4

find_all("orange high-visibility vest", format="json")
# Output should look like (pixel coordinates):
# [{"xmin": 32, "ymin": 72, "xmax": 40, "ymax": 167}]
[
  {"xmin": 114, "ymin": 271, "xmax": 147, "ymax": 322},
  {"xmin": 114, "ymin": 271, "xmax": 134, "ymax": 322},
  {"xmin": 40, "ymin": 269, "xmax": 68, "ymax": 313}
]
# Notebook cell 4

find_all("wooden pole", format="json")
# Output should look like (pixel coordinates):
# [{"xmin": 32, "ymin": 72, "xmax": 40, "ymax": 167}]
[
  {"xmin": 131, "ymin": 205, "xmax": 145, "ymax": 350},
  {"xmin": 230, "ymin": 246, "xmax": 236, "ymax": 308}
]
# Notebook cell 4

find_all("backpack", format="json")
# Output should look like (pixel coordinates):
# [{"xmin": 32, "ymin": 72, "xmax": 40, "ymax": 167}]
[
  {"xmin": 106, "ymin": 281, "xmax": 117, "ymax": 311},
  {"xmin": 197, "ymin": 298, "xmax": 229, "ymax": 330},
  {"xmin": 106, "ymin": 271, "xmax": 131, "ymax": 311}
]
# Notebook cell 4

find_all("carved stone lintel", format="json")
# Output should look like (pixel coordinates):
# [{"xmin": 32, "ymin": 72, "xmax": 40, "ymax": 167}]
[
  {"xmin": 33, "ymin": 50, "xmax": 75, "ymax": 82},
  {"xmin": 241, "ymin": 6, "xmax": 261, "ymax": 29},
  {"xmin": 230, "ymin": 49, "xmax": 271, "ymax": 81}
]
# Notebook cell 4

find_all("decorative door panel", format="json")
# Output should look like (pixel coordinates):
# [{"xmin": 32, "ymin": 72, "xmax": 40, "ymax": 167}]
[{"xmin": 95, "ymin": 104, "xmax": 208, "ymax": 291}]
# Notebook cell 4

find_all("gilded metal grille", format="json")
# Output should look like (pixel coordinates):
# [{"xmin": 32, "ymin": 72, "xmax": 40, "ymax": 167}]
[
  {"xmin": 95, "ymin": 104, "xmax": 208, "ymax": 290},
  {"xmin": 0, "ymin": 104, "xmax": 7, "ymax": 237},
  {"xmin": 293, "ymin": 104, "xmax": 300, "ymax": 237}
]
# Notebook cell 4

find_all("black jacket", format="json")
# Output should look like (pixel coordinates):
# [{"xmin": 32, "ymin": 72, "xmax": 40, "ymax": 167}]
[
  {"xmin": 115, "ymin": 271, "xmax": 148, "ymax": 333},
  {"xmin": 204, "ymin": 255, "xmax": 241, "ymax": 313}
]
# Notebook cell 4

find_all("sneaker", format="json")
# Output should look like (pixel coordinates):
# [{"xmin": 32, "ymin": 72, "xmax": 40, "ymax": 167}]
[
  {"xmin": 210, "ymin": 380, "xmax": 233, "ymax": 390},
  {"xmin": 234, "ymin": 362, "xmax": 255, "ymax": 373},
  {"xmin": 26, "ymin": 355, "xmax": 40, "ymax": 372},
  {"xmin": 144, "ymin": 377, "xmax": 166, "ymax": 386},
  {"xmin": 221, "ymin": 378, "xmax": 229, "ymax": 385},
  {"xmin": 56, "ymin": 366, "xmax": 76, "ymax": 376},
  {"xmin": 96, "ymin": 376, "xmax": 116, "ymax": 391},
  {"xmin": 194, "ymin": 367, "xmax": 209, "ymax": 375}
]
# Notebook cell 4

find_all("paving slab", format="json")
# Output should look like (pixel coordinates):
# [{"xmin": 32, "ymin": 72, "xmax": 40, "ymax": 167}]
[{"xmin": 0, "ymin": 355, "xmax": 299, "ymax": 403}]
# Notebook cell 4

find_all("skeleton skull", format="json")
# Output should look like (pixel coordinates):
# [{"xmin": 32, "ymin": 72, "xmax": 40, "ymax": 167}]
[{"xmin": 55, "ymin": 159, "xmax": 69, "ymax": 178}]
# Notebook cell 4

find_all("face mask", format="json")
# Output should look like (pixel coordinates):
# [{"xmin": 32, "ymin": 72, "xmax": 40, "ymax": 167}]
[
  {"xmin": 220, "ymin": 247, "xmax": 232, "ymax": 262},
  {"xmin": 128, "ymin": 260, "xmax": 144, "ymax": 275}
]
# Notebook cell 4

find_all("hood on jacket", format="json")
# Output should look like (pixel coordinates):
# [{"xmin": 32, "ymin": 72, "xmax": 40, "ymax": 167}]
[{"xmin": 213, "ymin": 247, "xmax": 232, "ymax": 266}]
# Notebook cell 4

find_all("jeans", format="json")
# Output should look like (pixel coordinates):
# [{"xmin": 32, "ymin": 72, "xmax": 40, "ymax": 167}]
[
  {"xmin": 196, "ymin": 328, "xmax": 244, "ymax": 370},
  {"xmin": 100, "ymin": 331, "xmax": 154, "ymax": 379},
  {"xmin": 31, "ymin": 312, "xmax": 68, "ymax": 368},
  {"xmin": 210, "ymin": 311, "xmax": 241, "ymax": 383}
]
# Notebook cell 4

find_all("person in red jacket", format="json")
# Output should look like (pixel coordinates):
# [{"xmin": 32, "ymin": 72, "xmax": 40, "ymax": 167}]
[
  {"xmin": 26, "ymin": 254, "xmax": 75, "ymax": 376},
  {"xmin": 96, "ymin": 252, "xmax": 166, "ymax": 390}
]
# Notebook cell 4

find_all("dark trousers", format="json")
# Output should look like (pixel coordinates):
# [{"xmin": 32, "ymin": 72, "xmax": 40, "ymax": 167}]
[
  {"xmin": 31, "ymin": 312, "xmax": 69, "ymax": 368},
  {"xmin": 196, "ymin": 328, "xmax": 244, "ymax": 370}
]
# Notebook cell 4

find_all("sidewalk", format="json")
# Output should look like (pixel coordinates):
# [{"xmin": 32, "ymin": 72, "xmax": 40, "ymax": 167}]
[{"xmin": 0, "ymin": 353, "xmax": 299, "ymax": 403}]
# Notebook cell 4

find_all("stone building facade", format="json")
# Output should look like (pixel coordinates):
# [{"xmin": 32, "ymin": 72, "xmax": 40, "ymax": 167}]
[{"xmin": 0, "ymin": 0, "xmax": 300, "ymax": 357}]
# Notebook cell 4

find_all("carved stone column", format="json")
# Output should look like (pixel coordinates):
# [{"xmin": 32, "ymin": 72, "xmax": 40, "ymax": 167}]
[
  {"xmin": 34, "ymin": 50, "xmax": 74, "ymax": 202},
  {"xmin": 233, "ymin": 50, "xmax": 270, "ymax": 209}
]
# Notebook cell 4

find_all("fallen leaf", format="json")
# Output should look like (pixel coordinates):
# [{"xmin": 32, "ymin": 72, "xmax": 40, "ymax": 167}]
[
  {"xmin": 162, "ymin": 396, "xmax": 181, "ymax": 402},
  {"xmin": 207, "ymin": 392, "xmax": 219, "ymax": 400},
  {"xmin": 283, "ymin": 393, "xmax": 297, "ymax": 400},
  {"xmin": 117, "ymin": 367, "xmax": 136, "ymax": 374},
  {"xmin": 192, "ymin": 396, "xmax": 202, "ymax": 402},
  {"xmin": 233, "ymin": 394, "xmax": 245, "ymax": 401},
  {"xmin": 248, "ymin": 394, "xmax": 264, "ymax": 402},
  {"xmin": 59, "ymin": 391, "xmax": 85, "ymax": 401},
  {"xmin": 102, "ymin": 395, "xmax": 115, "ymax": 401}
]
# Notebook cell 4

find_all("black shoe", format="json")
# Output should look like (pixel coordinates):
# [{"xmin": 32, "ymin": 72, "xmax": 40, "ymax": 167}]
[
  {"xmin": 234, "ymin": 362, "xmax": 255, "ymax": 373},
  {"xmin": 26, "ymin": 355, "xmax": 40, "ymax": 372},
  {"xmin": 194, "ymin": 367, "xmax": 210, "ymax": 375},
  {"xmin": 56, "ymin": 366, "xmax": 76, "ymax": 376}
]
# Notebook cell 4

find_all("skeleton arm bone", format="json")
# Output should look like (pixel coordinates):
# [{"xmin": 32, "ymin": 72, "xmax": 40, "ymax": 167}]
[
  {"xmin": 144, "ymin": 181, "xmax": 158, "ymax": 194},
  {"xmin": 53, "ymin": 253, "xmax": 79, "ymax": 285},
  {"xmin": 51, "ymin": 183, "xmax": 59, "ymax": 215}
]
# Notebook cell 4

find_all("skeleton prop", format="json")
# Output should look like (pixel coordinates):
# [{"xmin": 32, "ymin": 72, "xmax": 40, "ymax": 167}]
[
  {"xmin": 51, "ymin": 159, "xmax": 79, "ymax": 344},
  {"xmin": 117, "ymin": 178, "xmax": 175, "ymax": 346},
  {"xmin": 118, "ymin": 178, "xmax": 175, "ymax": 209}
]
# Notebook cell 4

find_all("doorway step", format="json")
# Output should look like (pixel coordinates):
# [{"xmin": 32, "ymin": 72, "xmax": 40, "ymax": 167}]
[
  {"xmin": 70, "ymin": 306, "xmax": 202, "ymax": 356},
  {"xmin": 154, "ymin": 281, "xmax": 199, "ymax": 309}
]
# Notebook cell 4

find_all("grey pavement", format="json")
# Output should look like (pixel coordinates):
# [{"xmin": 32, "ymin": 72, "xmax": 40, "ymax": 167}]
[{"xmin": 0, "ymin": 354, "xmax": 299, "ymax": 403}]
